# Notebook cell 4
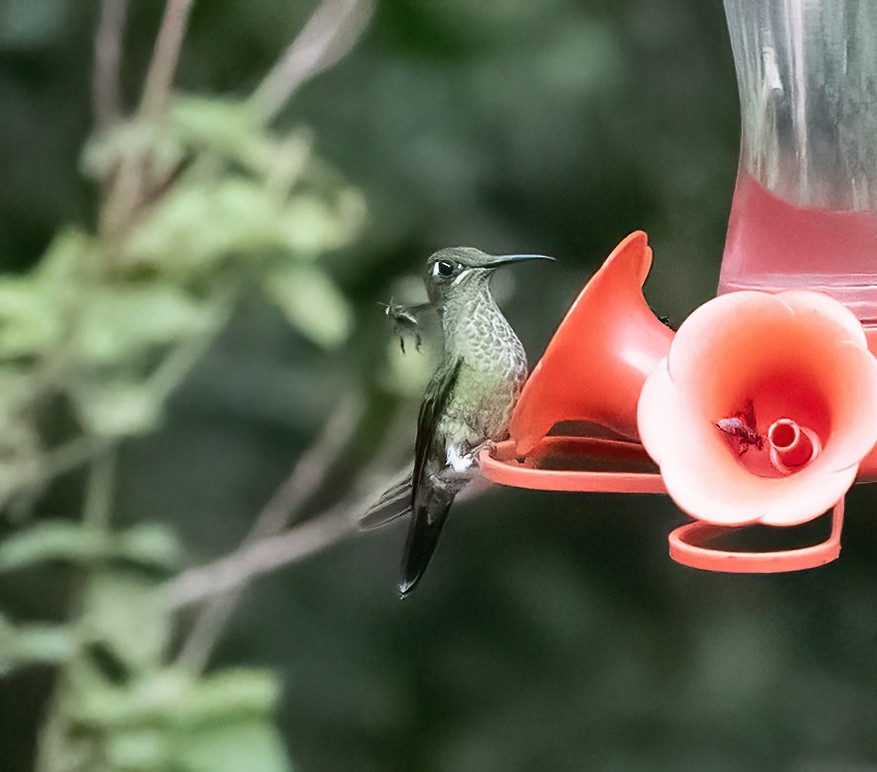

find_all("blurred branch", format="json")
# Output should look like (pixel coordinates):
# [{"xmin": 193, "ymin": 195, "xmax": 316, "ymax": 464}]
[
  {"xmin": 166, "ymin": 505, "xmax": 359, "ymax": 610},
  {"xmin": 92, "ymin": 0, "xmax": 128, "ymax": 129},
  {"xmin": 165, "ymin": 447, "xmax": 413, "ymax": 612},
  {"xmin": 172, "ymin": 394, "xmax": 364, "ymax": 671},
  {"xmin": 165, "ymin": 404, "xmax": 413, "ymax": 615},
  {"xmin": 100, "ymin": 0, "xmax": 196, "ymax": 237},
  {"xmin": 248, "ymin": 395, "xmax": 364, "ymax": 539},
  {"xmin": 139, "ymin": 0, "xmax": 196, "ymax": 117},
  {"xmin": 33, "ymin": 446, "xmax": 118, "ymax": 771},
  {"xmin": 251, "ymin": 0, "xmax": 375, "ymax": 122},
  {"xmin": 166, "ymin": 463, "xmax": 488, "ymax": 613}
]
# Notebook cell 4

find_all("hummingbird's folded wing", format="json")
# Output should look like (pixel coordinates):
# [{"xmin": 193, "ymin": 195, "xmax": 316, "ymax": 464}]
[
  {"xmin": 359, "ymin": 357, "xmax": 461, "ymax": 532},
  {"xmin": 398, "ymin": 357, "xmax": 464, "ymax": 595},
  {"xmin": 412, "ymin": 357, "xmax": 463, "ymax": 500}
]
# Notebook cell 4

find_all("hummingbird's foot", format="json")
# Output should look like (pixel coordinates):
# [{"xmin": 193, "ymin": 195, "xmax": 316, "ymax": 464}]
[{"xmin": 472, "ymin": 439, "xmax": 497, "ymax": 463}]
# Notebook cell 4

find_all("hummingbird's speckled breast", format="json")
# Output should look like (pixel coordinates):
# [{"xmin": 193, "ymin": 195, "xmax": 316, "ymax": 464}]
[{"xmin": 439, "ymin": 283, "xmax": 529, "ymax": 450}]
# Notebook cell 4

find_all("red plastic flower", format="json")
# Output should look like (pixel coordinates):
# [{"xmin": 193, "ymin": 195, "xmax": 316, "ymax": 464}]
[{"xmin": 637, "ymin": 290, "xmax": 877, "ymax": 525}]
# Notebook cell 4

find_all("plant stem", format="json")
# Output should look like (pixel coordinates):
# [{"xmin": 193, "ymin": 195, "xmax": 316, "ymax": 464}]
[
  {"xmin": 34, "ymin": 445, "xmax": 118, "ymax": 771},
  {"xmin": 250, "ymin": 0, "xmax": 374, "ymax": 122},
  {"xmin": 139, "ymin": 0, "xmax": 196, "ymax": 118},
  {"xmin": 100, "ymin": 0, "xmax": 195, "ymax": 240},
  {"xmin": 93, "ymin": 0, "xmax": 128, "ymax": 129}
]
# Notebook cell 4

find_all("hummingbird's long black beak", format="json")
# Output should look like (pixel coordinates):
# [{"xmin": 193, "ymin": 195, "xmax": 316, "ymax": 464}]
[{"xmin": 482, "ymin": 253, "xmax": 555, "ymax": 268}]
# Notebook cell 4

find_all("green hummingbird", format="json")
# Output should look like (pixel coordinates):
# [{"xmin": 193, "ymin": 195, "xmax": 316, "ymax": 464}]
[{"xmin": 363, "ymin": 247, "xmax": 553, "ymax": 596}]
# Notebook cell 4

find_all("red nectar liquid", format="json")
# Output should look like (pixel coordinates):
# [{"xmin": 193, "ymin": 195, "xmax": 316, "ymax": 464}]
[{"xmin": 718, "ymin": 174, "xmax": 877, "ymax": 326}]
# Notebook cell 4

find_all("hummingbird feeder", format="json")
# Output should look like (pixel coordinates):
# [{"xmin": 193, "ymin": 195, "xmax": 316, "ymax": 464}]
[{"xmin": 480, "ymin": 0, "xmax": 877, "ymax": 573}]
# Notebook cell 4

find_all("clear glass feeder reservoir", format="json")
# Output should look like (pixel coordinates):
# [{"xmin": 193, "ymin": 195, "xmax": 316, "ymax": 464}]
[{"xmin": 718, "ymin": 0, "xmax": 877, "ymax": 324}]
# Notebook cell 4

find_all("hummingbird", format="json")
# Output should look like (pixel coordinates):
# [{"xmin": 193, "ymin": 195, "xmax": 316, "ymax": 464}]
[{"xmin": 362, "ymin": 247, "xmax": 553, "ymax": 596}]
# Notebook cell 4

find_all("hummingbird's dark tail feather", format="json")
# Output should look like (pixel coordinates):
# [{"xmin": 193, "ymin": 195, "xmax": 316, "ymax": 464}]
[
  {"xmin": 359, "ymin": 476, "xmax": 412, "ymax": 529},
  {"xmin": 399, "ymin": 483, "xmax": 457, "ymax": 597}
]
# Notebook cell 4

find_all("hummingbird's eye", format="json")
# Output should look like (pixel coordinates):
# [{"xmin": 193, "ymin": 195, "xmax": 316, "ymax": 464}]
[{"xmin": 433, "ymin": 260, "xmax": 455, "ymax": 278}]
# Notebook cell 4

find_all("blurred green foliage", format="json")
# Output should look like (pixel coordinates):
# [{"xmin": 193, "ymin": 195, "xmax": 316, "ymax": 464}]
[{"xmin": 3, "ymin": 1, "xmax": 877, "ymax": 771}]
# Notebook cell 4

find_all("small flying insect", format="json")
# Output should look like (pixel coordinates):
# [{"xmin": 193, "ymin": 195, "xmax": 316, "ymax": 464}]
[
  {"xmin": 379, "ymin": 298, "xmax": 431, "ymax": 354},
  {"xmin": 715, "ymin": 399, "xmax": 763, "ymax": 455}
]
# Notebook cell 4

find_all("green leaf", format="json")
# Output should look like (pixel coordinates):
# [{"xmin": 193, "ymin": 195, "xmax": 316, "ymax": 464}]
[
  {"xmin": 73, "ymin": 668, "xmax": 190, "ymax": 729},
  {"xmin": 127, "ymin": 178, "xmax": 281, "ymax": 271},
  {"xmin": 278, "ymin": 188, "xmax": 366, "ymax": 254},
  {"xmin": 0, "ymin": 522, "xmax": 182, "ymax": 574},
  {"xmin": 128, "ymin": 173, "xmax": 365, "ymax": 274},
  {"xmin": 72, "ymin": 667, "xmax": 281, "ymax": 730},
  {"xmin": 177, "ymin": 720, "xmax": 292, "ymax": 772},
  {"xmin": 72, "ymin": 379, "xmax": 163, "ymax": 438},
  {"xmin": 0, "ymin": 229, "xmax": 97, "ymax": 360},
  {"xmin": 81, "ymin": 119, "xmax": 184, "ymax": 184},
  {"xmin": 82, "ymin": 570, "xmax": 172, "ymax": 672},
  {"xmin": 105, "ymin": 728, "xmax": 170, "ymax": 771},
  {"xmin": 0, "ymin": 616, "xmax": 78, "ymax": 672},
  {"xmin": 171, "ymin": 95, "xmax": 260, "ymax": 136},
  {"xmin": 0, "ymin": 521, "xmax": 110, "ymax": 571},
  {"xmin": 170, "ymin": 96, "xmax": 263, "ymax": 157},
  {"xmin": 257, "ymin": 133, "xmax": 314, "ymax": 190},
  {"xmin": 116, "ymin": 524, "xmax": 184, "ymax": 573},
  {"xmin": 264, "ymin": 265, "xmax": 352, "ymax": 348},
  {"xmin": 76, "ymin": 284, "xmax": 215, "ymax": 365},
  {"xmin": 0, "ymin": 277, "xmax": 59, "ymax": 358},
  {"xmin": 82, "ymin": 674, "xmax": 290, "ymax": 771},
  {"xmin": 180, "ymin": 668, "xmax": 280, "ymax": 726},
  {"xmin": 35, "ymin": 228, "xmax": 94, "ymax": 284},
  {"xmin": 170, "ymin": 96, "xmax": 317, "ymax": 184}
]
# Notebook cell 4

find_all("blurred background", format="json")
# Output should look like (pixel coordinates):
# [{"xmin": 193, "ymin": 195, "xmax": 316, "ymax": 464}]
[{"xmin": 2, "ymin": 0, "xmax": 877, "ymax": 770}]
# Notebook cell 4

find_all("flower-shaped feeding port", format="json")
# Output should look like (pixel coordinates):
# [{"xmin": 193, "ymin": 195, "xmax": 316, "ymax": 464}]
[
  {"xmin": 480, "ymin": 1, "xmax": 877, "ymax": 572},
  {"xmin": 637, "ymin": 290, "xmax": 877, "ymax": 571},
  {"xmin": 479, "ymin": 231, "xmax": 672, "ymax": 493}
]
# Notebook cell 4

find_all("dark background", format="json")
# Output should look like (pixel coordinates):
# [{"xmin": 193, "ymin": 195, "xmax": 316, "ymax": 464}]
[{"xmin": 3, "ymin": 1, "xmax": 877, "ymax": 769}]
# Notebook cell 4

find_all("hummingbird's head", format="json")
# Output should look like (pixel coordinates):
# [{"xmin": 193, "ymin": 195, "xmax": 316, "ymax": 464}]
[{"xmin": 425, "ymin": 247, "xmax": 553, "ymax": 307}]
